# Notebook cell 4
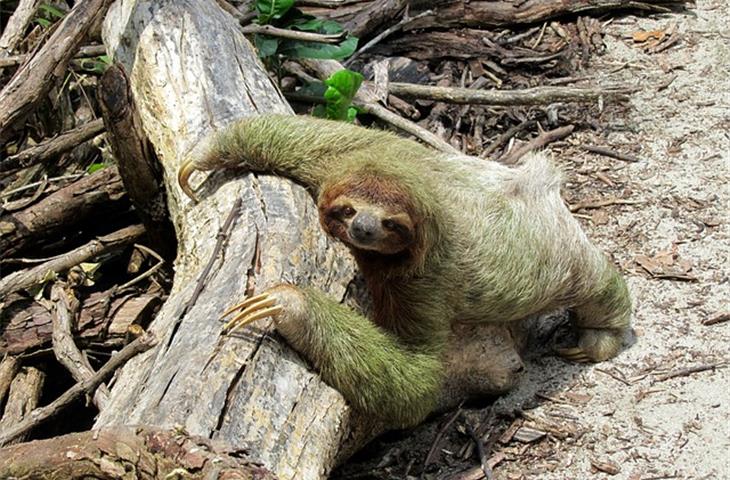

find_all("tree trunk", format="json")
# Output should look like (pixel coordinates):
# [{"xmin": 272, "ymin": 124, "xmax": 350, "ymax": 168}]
[{"xmin": 95, "ymin": 2, "xmax": 358, "ymax": 479}]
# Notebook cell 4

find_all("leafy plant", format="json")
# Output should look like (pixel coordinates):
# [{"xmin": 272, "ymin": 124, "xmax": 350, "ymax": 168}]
[
  {"xmin": 34, "ymin": 3, "xmax": 66, "ymax": 28},
  {"xmin": 78, "ymin": 55, "xmax": 112, "ymax": 74},
  {"xmin": 310, "ymin": 69, "xmax": 363, "ymax": 122},
  {"xmin": 252, "ymin": 1, "xmax": 358, "ymax": 61}
]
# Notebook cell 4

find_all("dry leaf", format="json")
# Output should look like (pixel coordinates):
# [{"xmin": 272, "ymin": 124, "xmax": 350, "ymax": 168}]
[{"xmin": 633, "ymin": 30, "xmax": 666, "ymax": 43}]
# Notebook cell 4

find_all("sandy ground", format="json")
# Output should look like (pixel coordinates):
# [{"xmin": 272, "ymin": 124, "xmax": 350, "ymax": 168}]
[
  {"xmin": 484, "ymin": 1, "xmax": 730, "ymax": 478},
  {"xmin": 336, "ymin": 1, "xmax": 729, "ymax": 478}
]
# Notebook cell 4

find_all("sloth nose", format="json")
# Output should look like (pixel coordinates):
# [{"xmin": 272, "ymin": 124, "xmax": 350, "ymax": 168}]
[{"xmin": 350, "ymin": 213, "xmax": 379, "ymax": 243}]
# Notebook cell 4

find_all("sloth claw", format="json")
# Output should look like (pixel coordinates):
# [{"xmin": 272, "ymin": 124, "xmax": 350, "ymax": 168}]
[
  {"xmin": 221, "ymin": 292, "xmax": 283, "ymax": 333},
  {"xmin": 555, "ymin": 347, "xmax": 591, "ymax": 363}
]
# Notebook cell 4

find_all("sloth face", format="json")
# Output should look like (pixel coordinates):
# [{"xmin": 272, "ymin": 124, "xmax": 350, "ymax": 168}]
[{"xmin": 320, "ymin": 195, "xmax": 416, "ymax": 254}]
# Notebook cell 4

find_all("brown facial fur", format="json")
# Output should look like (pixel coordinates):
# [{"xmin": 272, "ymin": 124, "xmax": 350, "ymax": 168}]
[{"xmin": 318, "ymin": 173, "xmax": 420, "ymax": 257}]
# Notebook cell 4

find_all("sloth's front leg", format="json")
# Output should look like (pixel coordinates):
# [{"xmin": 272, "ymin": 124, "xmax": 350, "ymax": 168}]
[{"xmin": 221, "ymin": 284, "xmax": 443, "ymax": 428}]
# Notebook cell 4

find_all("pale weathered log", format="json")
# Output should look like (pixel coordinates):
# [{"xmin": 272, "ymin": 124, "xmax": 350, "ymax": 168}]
[
  {"xmin": 0, "ymin": 366, "xmax": 44, "ymax": 445},
  {"xmin": 97, "ymin": 2, "xmax": 357, "ymax": 479},
  {"xmin": 0, "ymin": 356, "xmax": 19, "ymax": 406},
  {"xmin": 0, "ymin": 427, "xmax": 276, "ymax": 479}
]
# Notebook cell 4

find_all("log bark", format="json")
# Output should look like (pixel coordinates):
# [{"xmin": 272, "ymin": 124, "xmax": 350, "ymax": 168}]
[
  {"xmin": 98, "ymin": 63, "xmax": 177, "ymax": 261},
  {"xmin": 0, "ymin": 427, "xmax": 276, "ymax": 479},
  {"xmin": 0, "ymin": 166, "xmax": 129, "ymax": 259},
  {"xmin": 96, "ymin": 2, "xmax": 357, "ymax": 479},
  {"xmin": 0, "ymin": 366, "xmax": 44, "ymax": 445}
]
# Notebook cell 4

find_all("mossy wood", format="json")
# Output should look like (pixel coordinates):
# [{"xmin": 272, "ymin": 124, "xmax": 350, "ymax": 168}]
[{"xmin": 95, "ymin": 1, "xmax": 521, "ymax": 479}]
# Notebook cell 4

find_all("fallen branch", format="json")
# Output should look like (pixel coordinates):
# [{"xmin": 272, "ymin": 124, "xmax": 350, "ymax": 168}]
[
  {"xmin": 703, "ymin": 312, "xmax": 730, "ymax": 326},
  {"xmin": 499, "ymin": 125, "xmax": 575, "ymax": 164},
  {"xmin": 0, "ymin": 332, "xmax": 157, "ymax": 447},
  {"xmin": 0, "ymin": 224, "xmax": 145, "ymax": 298},
  {"xmin": 580, "ymin": 144, "xmax": 641, "ymax": 162},
  {"xmin": 481, "ymin": 120, "xmax": 537, "ymax": 158},
  {"xmin": 0, "ymin": 44, "xmax": 107, "ymax": 69},
  {"xmin": 0, "ymin": 426, "xmax": 275, "ymax": 479},
  {"xmin": 654, "ymin": 363, "xmax": 724, "ymax": 383},
  {"xmin": 388, "ymin": 83, "xmax": 632, "ymax": 106},
  {"xmin": 0, "ymin": 0, "xmax": 114, "ymax": 139},
  {"xmin": 241, "ymin": 23, "xmax": 347, "ymax": 43},
  {"xmin": 0, "ymin": 167, "xmax": 128, "ymax": 258},
  {"xmin": 0, "ymin": 0, "xmax": 42, "ymax": 71},
  {"xmin": 0, "ymin": 118, "xmax": 105, "ymax": 173},
  {"xmin": 0, "ymin": 356, "xmax": 19, "ymax": 406},
  {"xmin": 51, "ymin": 282, "xmax": 110, "ymax": 410},
  {"xmin": 569, "ymin": 197, "xmax": 643, "ymax": 213},
  {"xmin": 0, "ymin": 367, "xmax": 44, "ymax": 445},
  {"xmin": 405, "ymin": 0, "xmax": 687, "ymax": 30}
]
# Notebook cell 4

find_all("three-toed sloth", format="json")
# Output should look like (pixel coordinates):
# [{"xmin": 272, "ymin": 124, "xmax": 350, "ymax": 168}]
[{"xmin": 179, "ymin": 115, "xmax": 631, "ymax": 428}]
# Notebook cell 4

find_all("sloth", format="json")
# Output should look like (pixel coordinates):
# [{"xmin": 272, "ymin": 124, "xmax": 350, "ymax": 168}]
[{"xmin": 178, "ymin": 115, "xmax": 632, "ymax": 428}]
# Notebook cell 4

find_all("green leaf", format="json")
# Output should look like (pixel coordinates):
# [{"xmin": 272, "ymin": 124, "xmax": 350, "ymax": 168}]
[
  {"xmin": 256, "ymin": 0, "xmax": 295, "ymax": 24},
  {"xmin": 39, "ymin": 4, "xmax": 66, "ymax": 19},
  {"xmin": 254, "ymin": 34, "xmax": 280, "ymax": 58},
  {"xmin": 34, "ymin": 17, "xmax": 51, "ymax": 28},
  {"xmin": 278, "ymin": 35, "xmax": 357, "ymax": 60},
  {"xmin": 321, "ymin": 69, "xmax": 363, "ymax": 121},
  {"xmin": 346, "ymin": 106, "xmax": 358, "ymax": 123},
  {"xmin": 87, "ymin": 162, "xmax": 107, "ymax": 174}
]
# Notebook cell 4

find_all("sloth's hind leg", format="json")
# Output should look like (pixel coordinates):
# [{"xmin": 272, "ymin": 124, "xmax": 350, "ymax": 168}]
[{"xmin": 558, "ymin": 262, "xmax": 632, "ymax": 363}]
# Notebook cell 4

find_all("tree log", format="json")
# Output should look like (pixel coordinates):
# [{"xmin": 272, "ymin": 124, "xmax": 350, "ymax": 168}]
[
  {"xmin": 0, "ymin": 427, "xmax": 276, "ymax": 479},
  {"xmin": 0, "ymin": 366, "xmax": 44, "ymax": 445},
  {"xmin": 0, "ymin": 166, "xmax": 129, "ymax": 259},
  {"xmin": 96, "ymin": 2, "xmax": 357, "ymax": 479}
]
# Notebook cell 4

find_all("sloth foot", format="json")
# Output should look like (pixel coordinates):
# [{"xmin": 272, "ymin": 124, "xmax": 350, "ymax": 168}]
[
  {"xmin": 556, "ymin": 328, "xmax": 624, "ymax": 363},
  {"xmin": 220, "ymin": 291, "xmax": 284, "ymax": 333}
]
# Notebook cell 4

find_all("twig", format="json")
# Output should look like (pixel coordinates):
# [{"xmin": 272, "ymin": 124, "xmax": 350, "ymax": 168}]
[
  {"xmin": 50, "ymin": 283, "xmax": 110, "ymax": 410},
  {"xmin": 481, "ymin": 120, "xmax": 537, "ymax": 158},
  {"xmin": 300, "ymin": 59, "xmax": 459, "ymax": 154},
  {"xmin": 499, "ymin": 125, "xmax": 574, "ymax": 164},
  {"xmin": 388, "ymin": 83, "xmax": 633, "ymax": 106},
  {"xmin": 0, "ymin": 224, "xmax": 145, "ymax": 298},
  {"xmin": 344, "ymin": 9, "xmax": 433, "ymax": 66},
  {"xmin": 0, "ymin": 173, "xmax": 84, "ymax": 199},
  {"xmin": 580, "ymin": 144, "xmax": 640, "ymax": 162},
  {"xmin": 464, "ymin": 417, "xmax": 493, "ymax": 480},
  {"xmin": 0, "ymin": 44, "xmax": 106, "ymax": 69},
  {"xmin": 0, "ymin": 118, "xmax": 105, "ymax": 172},
  {"xmin": 0, "ymin": 332, "xmax": 156, "ymax": 447},
  {"xmin": 594, "ymin": 367, "xmax": 632, "ymax": 386},
  {"xmin": 654, "ymin": 363, "xmax": 724, "ymax": 382},
  {"xmin": 424, "ymin": 405, "xmax": 463, "ymax": 467},
  {"xmin": 118, "ymin": 244, "xmax": 165, "ymax": 290},
  {"xmin": 703, "ymin": 312, "xmax": 730, "ymax": 326},
  {"xmin": 569, "ymin": 197, "xmax": 643, "ymax": 213},
  {"xmin": 240, "ymin": 24, "xmax": 347, "ymax": 44},
  {"xmin": 0, "ymin": 0, "xmax": 114, "ymax": 139}
]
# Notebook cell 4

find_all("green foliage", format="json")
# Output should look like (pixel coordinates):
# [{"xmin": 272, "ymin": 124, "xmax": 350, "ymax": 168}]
[
  {"xmin": 34, "ymin": 3, "xmax": 66, "ymax": 28},
  {"xmin": 78, "ymin": 55, "xmax": 112, "ymax": 74},
  {"xmin": 255, "ymin": 0, "xmax": 295, "ymax": 24},
  {"xmin": 86, "ymin": 162, "xmax": 107, "ymax": 174},
  {"xmin": 252, "ymin": 2, "xmax": 358, "ymax": 61},
  {"xmin": 311, "ymin": 69, "xmax": 363, "ymax": 122},
  {"xmin": 278, "ymin": 18, "xmax": 357, "ymax": 60}
]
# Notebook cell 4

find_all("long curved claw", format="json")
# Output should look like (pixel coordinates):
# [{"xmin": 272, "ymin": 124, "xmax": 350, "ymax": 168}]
[
  {"xmin": 555, "ymin": 347, "xmax": 591, "ymax": 363},
  {"xmin": 178, "ymin": 158, "xmax": 200, "ymax": 202},
  {"xmin": 220, "ymin": 292, "xmax": 271, "ymax": 319},
  {"xmin": 222, "ymin": 292, "xmax": 283, "ymax": 333}
]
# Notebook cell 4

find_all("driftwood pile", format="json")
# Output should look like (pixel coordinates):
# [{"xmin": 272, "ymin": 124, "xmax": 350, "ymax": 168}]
[{"xmin": 0, "ymin": 0, "xmax": 688, "ymax": 478}]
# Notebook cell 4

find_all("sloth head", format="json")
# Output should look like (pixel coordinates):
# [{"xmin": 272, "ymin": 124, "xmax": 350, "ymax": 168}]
[{"xmin": 318, "ymin": 173, "xmax": 419, "ymax": 256}]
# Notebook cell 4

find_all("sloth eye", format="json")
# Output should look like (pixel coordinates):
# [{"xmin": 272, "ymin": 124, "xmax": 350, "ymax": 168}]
[
  {"xmin": 382, "ymin": 219, "xmax": 397, "ymax": 230},
  {"xmin": 341, "ymin": 206, "xmax": 356, "ymax": 218}
]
